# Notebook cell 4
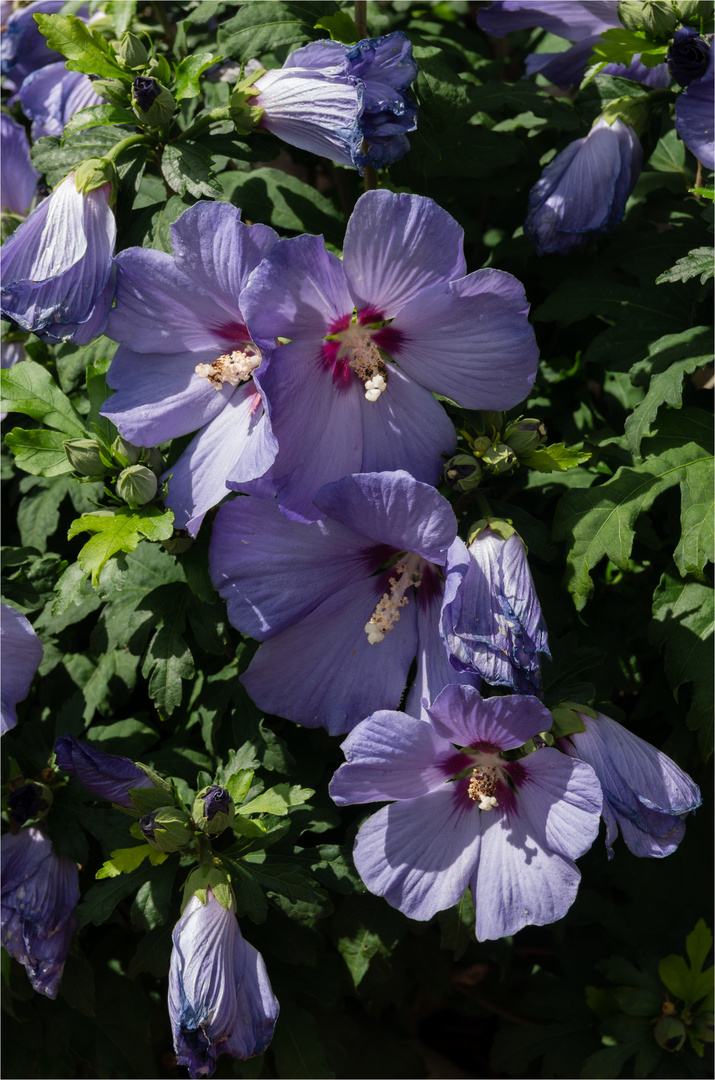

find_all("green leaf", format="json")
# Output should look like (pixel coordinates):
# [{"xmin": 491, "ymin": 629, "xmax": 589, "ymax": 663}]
[
  {"xmin": 67, "ymin": 506, "xmax": 175, "ymax": 585},
  {"xmin": 656, "ymin": 247, "xmax": 714, "ymax": 286},
  {"xmin": 333, "ymin": 894, "xmax": 407, "ymax": 987},
  {"xmin": 17, "ymin": 476, "xmax": 73, "ymax": 555},
  {"xmin": 127, "ymin": 923, "xmax": 173, "ymax": 978},
  {"xmin": 650, "ymin": 570, "xmax": 714, "ymax": 758},
  {"xmin": 589, "ymin": 27, "xmax": 669, "ymax": 68},
  {"xmin": 77, "ymin": 865, "xmax": 157, "ymax": 928},
  {"xmin": 141, "ymin": 618, "xmax": 195, "ymax": 717},
  {"xmin": 271, "ymin": 998, "xmax": 335, "ymax": 1080},
  {"xmin": 686, "ymin": 920, "xmax": 713, "ymax": 977},
  {"xmin": 217, "ymin": 1, "xmax": 334, "ymax": 62},
  {"xmin": 650, "ymin": 128, "xmax": 688, "ymax": 175},
  {"xmin": 227, "ymin": 860, "xmax": 268, "ymax": 923},
  {"xmin": 162, "ymin": 141, "xmax": 222, "ymax": 199},
  {"xmin": 224, "ymin": 769, "xmax": 254, "ymax": 804},
  {"xmin": 521, "ymin": 442, "xmax": 591, "ymax": 473},
  {"xmin": 173, "ymin": 53, "xmax": 218, "ymax": 100},
  {"xmin": 220, "ymin": 167, "xmax": 344, "ymax": 246},
  {"xmin": 238, "ymin": 783, "xmax": 314, "ymax": 817},
  {"xmin": 4, "ymin": 428, "xmax": 74, "ymax": 477},
  {"xmin": 314, "ymin": 11, "xmax": 358, "ymax": 41},
  {"xmin": 690, "ymin": 184, "xmax": 715, "ymax": 200},
  {"xmin": 33, "ymin": 13, "xmax": 130, "ymax": 81},
  {"xmin": 553, "ymin": 410, "xmax": 713, "ymax": 609},
  {"xmin": 534, "ymin": 278, "xmax": 687, "ymax": 331},
  {"xmin": 61, "ymin": 103, "xmax": 138, "ymax": 141},
  {"xmin": 1, "ymin": 360, "xmax": 86, "ymax": 436},
  {"xmin": 241, "ymin": 852, "xmax": 330, "ymax": 912},
  {"xmin": 580, "ymin": 1015, "xmax": 654, "ymax": 1079},
  {"xmin": 95, "ymin": 844, "xmax": 167, "ymax": 879},
  {"xmin": 130, "ymin": 860, "xmax": 178, "ymax": 932}
]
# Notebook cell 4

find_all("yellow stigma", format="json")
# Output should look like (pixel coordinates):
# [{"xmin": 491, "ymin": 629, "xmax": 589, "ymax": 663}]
[{"xmin": 195, "ymin": 346, "xmax": 262, "ymax": 390}]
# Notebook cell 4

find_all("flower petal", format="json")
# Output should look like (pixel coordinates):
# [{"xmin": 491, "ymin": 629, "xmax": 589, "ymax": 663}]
[
  {"xmin": 426, "ymin": 684, "xmax": 552, "ymax": 751},
  {"xmin": 224, "ymin": 939, "xmax": 280, "ymax": 1060},
  {"xmin": 513, "ymin": 750, "xmax": 602, "ymax": 861},
  {"xmin": 1, "ymin": 605, "xmax": 43, "ymax": 735}
]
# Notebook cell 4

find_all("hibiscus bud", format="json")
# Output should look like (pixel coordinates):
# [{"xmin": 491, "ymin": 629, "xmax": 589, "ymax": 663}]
[
  {"xmin": 117, "ymin": 464, "xmax": 158, "ymax": 506},
  {"xmin": 131, "ymin": 76, "xmax": 176, "ymax": 126},
  {"xmin": 444, "ymin": 453, "xmax": 483, "ymax": 492},
  {"xmin": 117, "ymin": 32, "xmax": 149, "ymax": 71},
  {"xmin": 655, "ymin": 1016, "xmax": 687, "ymax": 1052},
  {"xmin": 92, "ymin": 78, "xmax": 131, "ymax": 107},
  {"xmin": 667, "ymin": 27, "xmax": 711, "ymax": 86},
  {"xmin": 503, "ymin": 418, "xmax": 547, "ymax": 457},
  {"xmin": 140, "ymin": 807, "xmax": 194, "ymax": 852},
  {"xmin": 146, "ymin": 54, "xmax": 172, "ymax": 85},
  {"xmin": 192, "ymin": 785, "xmax": 235, "ymax": 835},
  {"xmin": 64, "ymin": 438, "xmax": 110, "ymax": 477},
  {"xmin": 470, "ymin": 434, "xmax": 494, "ymax": 457},
  {"xmin": 481, "ymin": 442, "xmax": 517, "ymax": 474},
  {"xmin": 73, "ymin": 157, "xmax": 116, "ymax": 195},
  {"xmin": 8, "ymin": 781, "xmax": 53, "ymax": 825},
  {"xmin": 111, "ymin": 434, "xmax": 142, "ymax": 467}
]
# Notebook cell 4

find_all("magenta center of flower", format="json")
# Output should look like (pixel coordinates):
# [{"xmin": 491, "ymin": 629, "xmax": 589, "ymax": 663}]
[
  {"xmin": 364, "ymin": 551, "xmax": 424, "ymax": 644},
  {"xmin": 195, "ymin": 344, "xmax": 262, "ymax": 391}
]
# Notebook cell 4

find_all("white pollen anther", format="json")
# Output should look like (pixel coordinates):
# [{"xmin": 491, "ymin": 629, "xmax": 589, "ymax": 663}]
[
  {"xmin": 340, "ymin": 329, "xmax": 388, "ymax": 402},
  {"xmin": 195, "ymin": 347, "xmax": 262, "ymax": 390},
  {"xmin": 364, "ymin": 555, "xmax": 422, "ymax": 645}
]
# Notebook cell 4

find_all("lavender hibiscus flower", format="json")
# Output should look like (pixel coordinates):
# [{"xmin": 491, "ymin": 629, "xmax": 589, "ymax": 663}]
[
  {"xmin": 671, "ymin": 34, "xmax": 714, "ymax": 170},
  {"xmin": 102, "ymin": 202, "xmax": 279, "ymax": 535},
  {"xmin": 559, "ymin": 711, "xmax": 702, "ymax": 858},
  {"xmin": 53, "ymin": 734, "xmax": 156, "ymax": 808},
  {"xmin": 1, "ymin": 604, "xmax": 43, "ymax": 735},
  {"xmin": 477, "ymin": 1, "xmax": 669, "ymax": 89},
  {"xmin": 210, "ymin": 471, "xmax": 478, "ymax": 734},
  {"xmin": 441, "ymin": 524, "xmax": 550, "ymax": 694},
  {"xmin": 1, "ymin": 824, "xmax": 79, "ymax": 998},
  {"xmin": 254, "ymin": 31, "xmax": 417, "ymax": 172},
  {"xmin": 524, "ymin": 117, "xmax": 642, "ymax": 255},
  {"xmin": 0, "ymin": 114, "xmax": 40, "ymax": 218},
  {"xmin": 241, "ymin": 189, "xmax": 539, "ymax": 522},
  {"xmin": 169, "ymin": 888, "xmax": 279, "ymax": 1078},
  {"xmin": 0, "ymin": 171, "xmax": 115, "ymax": 343},
  {"xmin": 18, "ymin": 61, "xmax": 102, "ymax": 140},
  {"xmin": 330, "ymin": 683, "xmax": 603, "ymax": 940}
]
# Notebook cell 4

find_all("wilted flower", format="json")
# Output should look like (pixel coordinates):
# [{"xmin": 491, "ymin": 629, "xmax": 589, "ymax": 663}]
[
  {"xmin": 210, "ymin": 471, "xmax": 479, "ymax": 734},
  {"xmin": 169, "ymin": 888, "xmax": 279, "ymax": 1078},
  {"xmin": 559, "ymin": 711, "xmax": 702, "ymax": 858},
  {"xmin": 102, "ymin": 201, "xmax": 279, "ymax": 535},
  {"xmin": 0, "ymin": 114, "xmax": 40, "ymax": 218},
  {"xmin": 1, "ymin": 604, "xmax": 43, "ymax": 735},
  {"xmin": 330, "ymin": 683, "xmax": 603, "ymax": 940},
  {"xmin": 241, "ymin": 188, "xmax": 539, "ymax": 521},
  {"xmin": 0, "ymin": 171, "xmax": 116, "ymax": 343},
  {"xmin": 477, "ymin": 1, "xmax": 669, "ymax": 88},
  {"xmin": 441, "ymin": 524, "xmax": 550, "ymax": 694},
  {"xmin": 53, "ymin": 734, "xmax": 156, "ymax": 808},
  {"xmin": 524, "ymin": 117, "xmax": 642, "ymax": 255},
  {"xmin": 254, "ymin": 31, "xmax": 417, "ymax": 173},
  {"xmin": 1, "ymin": 824, "xmax": 79, "ymax": 998}
]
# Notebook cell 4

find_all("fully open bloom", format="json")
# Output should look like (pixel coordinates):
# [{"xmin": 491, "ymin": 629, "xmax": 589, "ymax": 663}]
[
  {"xmin": 53, "ymin": 734, "xmax": 156, "ymax": 808},
  {"xmin": 477, "ymin": 1, "xmax": 669, "ymax": 88},
  {"xmin": 1, "ymin": 824, "xmax": 79, "ymax": 998},
  {"xmin": 210, "ymin": 471, "xmax": 478, "ymax": 734},
  {"xmin": 241, "ymin": 189, "xmax": 539, "ymax": 521},
  {"xmin": 169, "ymin": 888, "xmax": 279, "ymax": 1078},
  {"xmin": 330, "ymin": 683, "xmax": 603, "ymax": 940},
  {"xmin": 1, "ymin": 604, "xmax": 43, "ymax": 735},
  {"xmin": 1, "ymin": 171, "xmax": 115, "ymax": 343},
  {"xmin": 559, "ymin": 711, "xmax": 702, "ymax": 858},
  {"xmin": 524, "ymin": 117, "xmax": 642, "ymax": 255},
  {"xmin": 0, "ymin": 114, "xmax": 40, "ymax": 218},
  {"xmin": 441, "ymin": 525, "xmax": 550, "ymax": 694},
  {"xmin": 102, "ymin": 202, "xmax": 279, "ymax": 534},
  {"xmin": 254, "ymin": 31, "xmax": 417, "ymax": 172}
]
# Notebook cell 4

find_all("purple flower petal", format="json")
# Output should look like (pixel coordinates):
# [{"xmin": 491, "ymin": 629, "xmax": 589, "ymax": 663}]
[
  {"xmin": 225, "ymin": 939, "xmax": 280, "ymax": 1060},
  {"xmin": 1, "ymin": 605, "xmax": 43, "ymax": 735},
  {"xmin": 19, "ymin": 62, "xmax": 101, "ymax": 139},
  {"xmin": 675, "ymin": 62, "xmax": 715, "ymax": 170},
  {"xmin": 514, "ymin": 750, "xmax": 603, "ymax": 860},
  {"xmin": 53, "ymin": 734, "xmax": 155, "ymax": 807},
  {"xmin": 0, "ymin": 114, "xmax": 40, "ymax": 217},
  {"xmin": 478, "ymin": 1, "xmax": 617, "ymax": 41},
  {"xmin": 426, "ymin": 683, "xmax": 552, "ymax": 752}
]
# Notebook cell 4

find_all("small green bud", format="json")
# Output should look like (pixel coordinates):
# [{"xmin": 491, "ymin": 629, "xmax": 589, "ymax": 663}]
[
  {"xmin": 444, "ymin": 453, "xmax": 483, "ymax": 492},
  {"xmin": 654, "ymin": 1016, "xmax": 687, "ymax": 1052},
  {"xmin": 504, "ymin": 417, "xmax": 547, "ymax": 457},
  {"xmin": 621, "ymin": 0, "xmax": 679, "ymax": 36},
  {"xmin": 139, "ymin": 807, "xmax": 193, "ymax": 852},
  {"xmin": 116, "ymin": 464, "xmax": 158, "ymax": 506},
  {"xmin": 470, "ymin": 434, "xmax": 494, "ymax": 457},
  {"xmin": 146, "ymin": 54, "xmax": 172, "ymax": 85},
  {"xmin": 92, "ymin": 78, "xmax": 132, "ymax": 107},
  {"xmin": 192, "ymin": 785, "xmax": 236, "ymax": 836},
  {"xmin": 618, "ymin": 1, "xmax": 646, "ymax": 30},
  {"xmin": 131, "ymin": 76, "xmax": 176, "ymax": 127},
  {"xmin": 117, "ymin": 31, "xmax": 149, "ymax": 70},
  {"xmin": 73, "ymin": 157, "xmax": 116, "ymax": 195},
  {"xmin": 64, "ymin": 438, "xmax": 110, "ymax": 477},
  {"xmin": 480, "ymin": 442, "xmax": 517, "ymax": 475},
  {"xmin": 111, "ymin": 434, "xmax": 141, "ymax": 467}
]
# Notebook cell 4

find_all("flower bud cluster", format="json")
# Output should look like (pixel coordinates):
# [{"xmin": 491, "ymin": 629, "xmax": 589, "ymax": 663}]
[
  {"xmin": 444, "ymin": 413, "xmax": 547, "ymax": 489},
  {"xmin": 64, "ymin": 433, "xmax": 165, "ymax": 506}
]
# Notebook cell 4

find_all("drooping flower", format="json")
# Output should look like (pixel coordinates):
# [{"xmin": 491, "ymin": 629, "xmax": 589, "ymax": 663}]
[
  {"xmin": 0, "ymin": 114, "xmax": 40, "ymax": 218},
  {"xmin": 102, "ymin": 201, "xmax": 279, "ymax": 535},
  {"xmin": 1, "ymin": 604, "xmax": 43, "ymax": 735},
  {"xmin": 0, "ymin": 171, "xmax": 116, "ymax": 343},
  {"xmin": 441, "ymin": 524, "xmax": 550, "ymax": 694},
  {"xmin": 524, "ymin": 117, "xmax": 642, "ymax": 255},
  {"xmin": 18, "ymin": 61, "xmax": 102, "ymax": 140},
  {"xmin": 1, "ymin": 824, "xmax": 79, "ymax": 998},
  {"xmin": 254, "ymin": 31, "xmax": 417, "ymax": 173},
  {"xmin": 558, "ymin": 711, "xmax": 702, "ymax": 858},
  {"xmin": 477, "ymin": 1, "xmax": 669, "ymax": 89},
  {"xmin": 673, "ymin": 41, "xmax": 714, "ymax": 170},
  {"xmin": 241, "ymin": 189, "xmax": 539, "ymax": 521},
  {"xmin": 329, "ymin": 683, "xmax": 603, "ymax": 940},
  {"xmin": 210, "ymin": 470, "xmax": 479, "ymax": 735},
  {"xmin": 53, "ymin": 734, "xmax": 156, "ymax": 808},
  {"xmin": 169, "ymin": 888, "xmax": 279, "ymax": 1078}
]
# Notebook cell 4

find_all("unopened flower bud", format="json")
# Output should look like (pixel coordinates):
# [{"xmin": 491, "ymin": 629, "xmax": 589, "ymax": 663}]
[
  {"xmin": 145, "ymin": 54, "xmax": 172, "ymax": 85},
  {"xmin": 91, "ymin": 79, "xmax": 131, "ymax": 107},
  {"xmin": 143, "ymin": 446, "xmax": 164, "ymax": 476},
  {"xmin": 64, "ymin": 437, "xmax": 109, "ymax": 477},
  {"xmin": 73, "ymin": 158, "xmax": 116, "ymax": 195},
  {"xmin": 470, "ymin": 434, "xmax": 493, "ymax": 457},
  {"xmin": 117, "ymin": 32, "xmax": 149, "ymax": 70},
  {"xmin": 503, "ymin": 418, "xmax": 547, "ymax": 457},
  {"xmin": 116, "ymin": 464, "xmax": 158, "ymax": 506},
  {"xmin": 619, "ymin": 0, "xmax": 678, "ymax": 37},
  {"xmin": 654, "ymin": 1016, "xmax": 687, "ymax": 1052},
  {"xmin": 131, "ymin": 77, "xmax": 176, "ymax": 126},
  {"xmin": 8, "ymin": 781, "xmax": 53, "ymax": 825},
  {"xmin": 192, "ymin": 785, "xmax": 235, "ymax": 835},
  {"xmin": 139, "ymin": 807, "xmax": 194, "ymax": 852},
  {"xmin": 112, "ymin": 434, "xmax": 141, "ymax": 466},
  {"xmin": 444, "ymin": 453, "xmax": 483, "ymax": 492},
  {"xmin": 667, "ymin": 27, "xmax": 711, "ymax": 86},
  {"xmin": 481, "ymin": 443, "xmax": 517, "ymax": 475}
]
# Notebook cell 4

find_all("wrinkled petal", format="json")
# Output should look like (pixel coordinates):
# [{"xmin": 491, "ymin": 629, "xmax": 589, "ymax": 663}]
[
  {"xmin": 426, "ymin": 683, "xmax": 552, "ymax": 752},
  {"xmin": 224, "ymin": 940, "xmax": 280, "ymax": 1060},
  {"xmin": 1, "ymin": 605, "xmax": 43, "ymax": 735}
]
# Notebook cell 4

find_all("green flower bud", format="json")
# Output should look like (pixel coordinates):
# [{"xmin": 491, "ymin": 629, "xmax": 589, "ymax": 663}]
[
  {"xmin": 470, "ymin": 434, "xmax": 494, "ymax": 457},
  {"xmin": 131, "ymin": 76, "xmax": 176, "ymax": 127},
  {"xmin": 146, "ymin": 54, "xmax": 172, "ymax": 85},
  {"xmin": 503, "ymin": 417, "xmax": 547, "ymax": 457},
  {"xmin": 116, "ymin": 464, "xmax": 158, "ymax": 506},
  {"xmin": 620, "ymin": 0, "xmax": 679, "ymax": 36},
  {"xmin": 74, "ymin": 157, "xmax": 116, "ymax": 195},
  {"xmin": 91, "ymin": 79, "xmax": 132, "ymax": 107},
  {"xmin": 117, "ymin": 32, "xmax": 149, "ymax": 70},
  {"xmin": 618, "ymin": 1, "xmax": 645, "ymax": 30},
  {"xmin": 654, "ymin": 1016, "xmax": 687, "ymax": 1052},
  {"xmin": 139, "ymin": 806, "xmax": 193, "ymax": 852},
  {"xmin": 64, "ymin": 438, "xmax": 110, "ymax": 477},
  {"xmin": 111, "ymin": 434, "xmax": 142, "ymax": 467},
  {"xmin": 192, "ymin": 785, "xmax": 236, "ymax": 836},
  {"xmin": 480, "ymin": 442, "xmax": 518, "ymax": 475},
  {"xmin": 444, "ymin": 453, "xmax": 483, "ymax": 492}
]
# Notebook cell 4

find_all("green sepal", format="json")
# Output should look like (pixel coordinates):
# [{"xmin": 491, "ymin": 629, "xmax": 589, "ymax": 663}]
[
  {"xmin": 91, "ymin": 78, "xmax": 132, "ymax": 107},
  {"xmin": 127, "ymin": 785, "xmax": 175, "ymax": 816},
  {"xmin": 182, "ymin": 864, "xmax": 234, "ymax": 912},
  {"xmin": 142, "ymin": 807, "xmax": 194, "ymax": 853},
  {"xmin": 466, "ymin": 517, "xmax": 515, "ymax": 546},
  {"xmin": 64, "ymin": 438, "xmax": 110, "ymax": 477},
  {"xmin": 192, "ymin": 785, "xmax": 236, "ymax": 836},
  {"xmin": 131, "ymin": 82, "xmax": 176, "ymax": 127},
  {"xmin": 549, "ymin": 702, "xmax": 595, "ymax": 740},
  {"xmin": 229, "ymin": 69, "xmax": 265, "ymax": 132},
  {"xmin": 134, "ymin": 762, "xmax": 174, "ymax": 794},
  {"xmin": 601, "ymin": 97, "xmax": 650, "ymax": 138}
]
